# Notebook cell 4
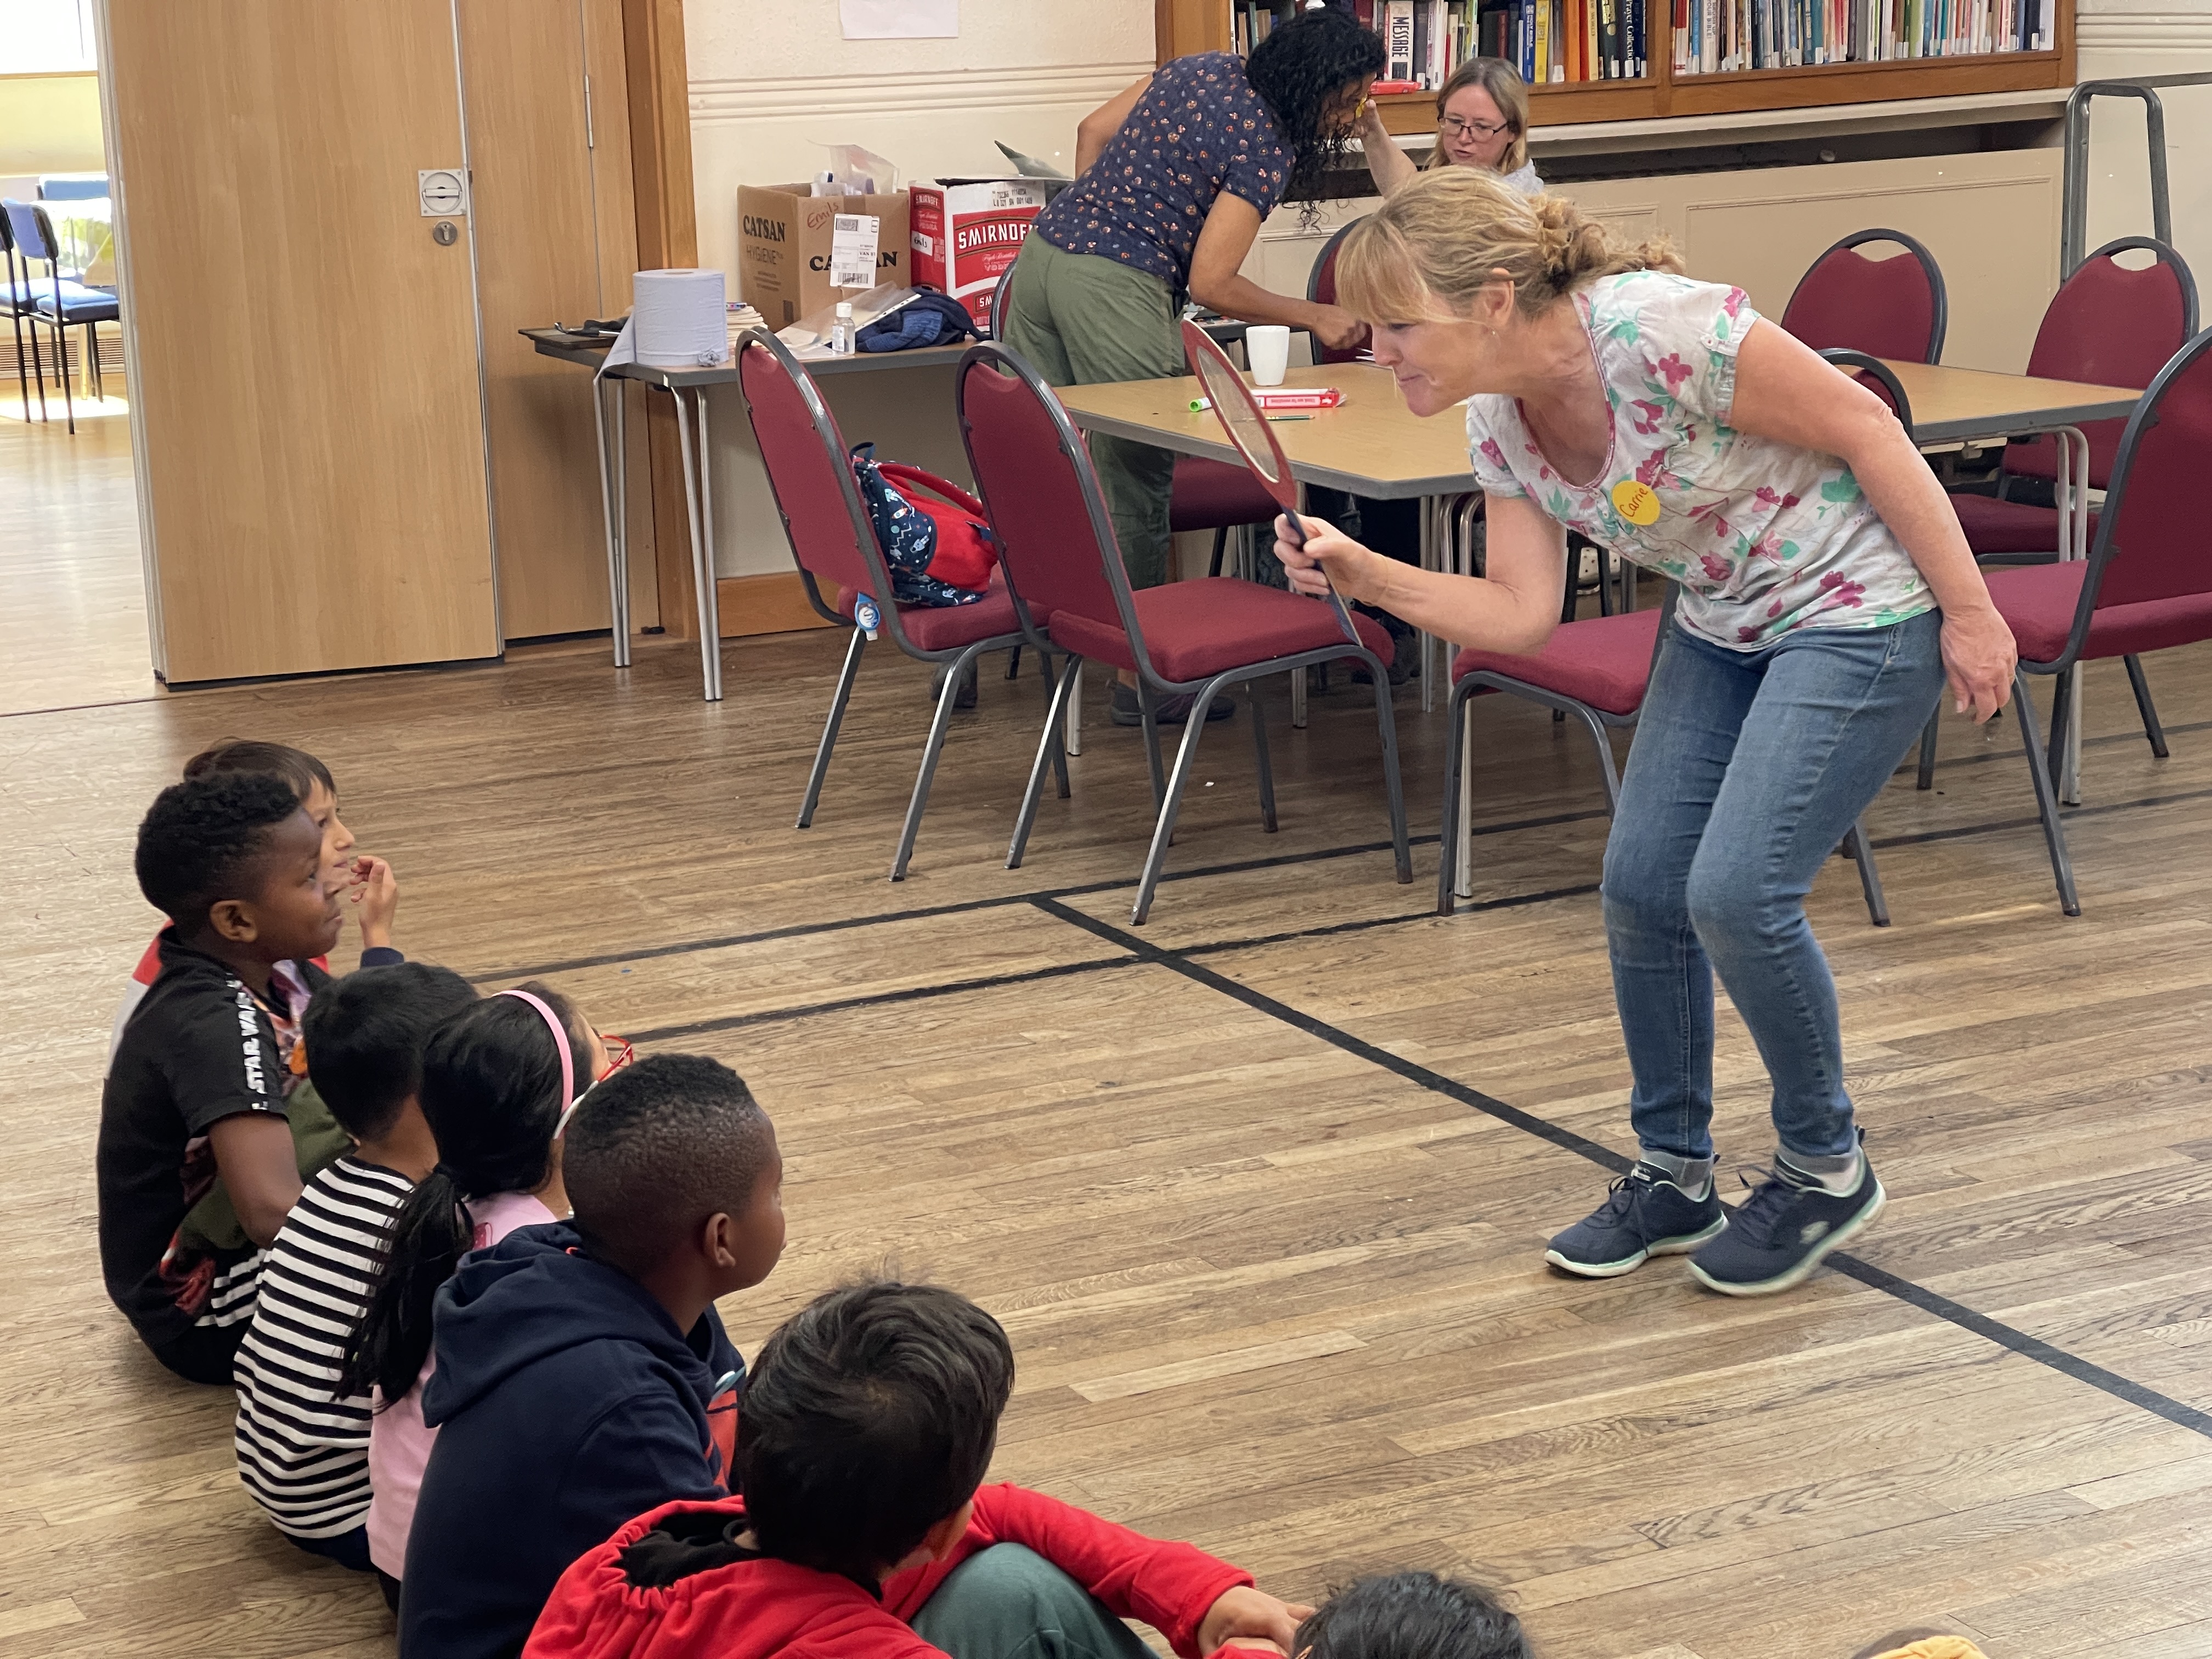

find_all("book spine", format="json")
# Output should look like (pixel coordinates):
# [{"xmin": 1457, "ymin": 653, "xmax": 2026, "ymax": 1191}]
[{"xmin": 1384, "ymin": 1, "xmax": 1417, "ymax": 77}]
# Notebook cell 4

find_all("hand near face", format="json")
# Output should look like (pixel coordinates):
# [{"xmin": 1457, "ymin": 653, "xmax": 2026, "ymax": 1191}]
[{"xmin": 1198, "ymin": 1585, "xmax": 1315, "ymax": 1658}]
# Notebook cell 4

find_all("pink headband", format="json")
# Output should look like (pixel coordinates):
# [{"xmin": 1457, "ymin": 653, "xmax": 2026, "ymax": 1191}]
[{"xmin": 496, "ymin": 989, "xmax": 575, "ymax": 1116}]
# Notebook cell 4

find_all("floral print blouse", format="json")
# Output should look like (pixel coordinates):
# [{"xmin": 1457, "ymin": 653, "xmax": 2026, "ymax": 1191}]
[
  {"xmin": 1034, "ymin": 52, "xmax": 1291, "ymax": 288},
  {"xmin": 1465, "ymin": 270, "xmax": 1935, "ymax": 648}
]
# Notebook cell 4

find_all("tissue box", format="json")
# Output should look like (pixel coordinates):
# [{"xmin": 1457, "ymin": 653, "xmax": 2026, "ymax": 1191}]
[
  {"xmin": 908, "ymin": 178, "xmax": 1048, "ymax": 333},
  {"xmin": 736, "ymin": 183, "xmax": 911, "ymax": 328}
]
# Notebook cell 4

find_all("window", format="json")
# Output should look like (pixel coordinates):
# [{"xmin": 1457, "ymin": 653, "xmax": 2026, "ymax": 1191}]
[{"xmin": 0, "ymin": 0, "xmax": 100, "ymax": 75}]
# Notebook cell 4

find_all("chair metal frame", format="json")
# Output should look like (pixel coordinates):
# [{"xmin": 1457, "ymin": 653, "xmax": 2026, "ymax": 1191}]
[
  {"xmin": 1783, "ymin": 227, "xmax": 1950, "ymax": 365},
  {"xmin": 1436, "ymin": 585, "xmax": 1892, "ymax": 926},
  {"xmin": 2, "ymin": 198, "xmax": 114, "ymax": 434},
  {"xmin": 735, "ymin": 329, "xmax": 1051, "ymax": 882},
  {"xmin": 955, "ymin": 340, "xmax": 1412, "ymax": 924}
]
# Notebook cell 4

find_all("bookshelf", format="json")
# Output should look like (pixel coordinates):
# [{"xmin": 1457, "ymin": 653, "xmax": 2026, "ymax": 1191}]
[{"xmin": 1164, "ymin": 0, "xmax": 2075, "ymax": 131}]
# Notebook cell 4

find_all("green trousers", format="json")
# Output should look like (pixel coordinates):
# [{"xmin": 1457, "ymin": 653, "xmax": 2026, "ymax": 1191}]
[
  {"xmin": 998, "ymin": 236, "xmax": 1182, "ymax": 591},
  {"xmin": 910, "ymin": 1545, "xmax": 1155, "ymax": 1659}
]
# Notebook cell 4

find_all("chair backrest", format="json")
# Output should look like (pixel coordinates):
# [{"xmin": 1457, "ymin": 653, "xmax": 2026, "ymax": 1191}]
[
  {"xmin": 1781, "ymin": 229, "xmax": 1948, "ymax": 365},
  {"xmin": 2008, "ymin": 236, "xmax": 2198, "ymax": 488},
  {"xmin": 1305, "ymin": 215, "xmax": 1367, "ymax": 365},
  {"xmin": 955, "ymin": 341, "xmax": 1149, "ymax": 665},
  {"xmin": 733, "ymin": 332, "xmax": 904, "ymax": 619},
  {"xmin": 2080, "ymin": 322, "xmax": 2212, "ymax": 619},
  {"xmin": 1816, "ymin": 348, "xmax": 1916, "ymax": 439},
  {"xmin": 38, "ymin": 176, "xmax": 108, "ymax": 201},
  {"xmin": 1, "ymin": 199, "xmax": 58, "ymax": 266}
]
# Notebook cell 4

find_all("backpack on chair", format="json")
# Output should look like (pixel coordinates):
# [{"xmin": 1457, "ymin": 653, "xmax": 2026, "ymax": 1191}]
[{"xmin": 848, "ymin": 443, "xmax": 999, "ymax": 607}]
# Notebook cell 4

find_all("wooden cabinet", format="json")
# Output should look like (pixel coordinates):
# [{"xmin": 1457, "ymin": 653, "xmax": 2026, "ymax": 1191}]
[{"xmin": 1160, "ymin": 0, "xmax": 2074, "ymax": 129}]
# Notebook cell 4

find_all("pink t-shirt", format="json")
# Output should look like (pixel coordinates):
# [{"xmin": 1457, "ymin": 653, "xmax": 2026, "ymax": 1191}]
[{"xmin": 365, "ymin": 1189, "xmax": 557, "ymax": 1578}]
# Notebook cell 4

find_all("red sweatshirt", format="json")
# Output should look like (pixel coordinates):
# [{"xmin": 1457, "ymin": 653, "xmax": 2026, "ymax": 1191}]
[{"xmin": 524, "ymin": 1482, "xmax": 1254, "ymax": 1659}]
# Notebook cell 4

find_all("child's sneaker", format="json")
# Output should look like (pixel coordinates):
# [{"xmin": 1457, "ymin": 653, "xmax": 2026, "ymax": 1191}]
[
  {"xmin": 1545, "ymin": 1164, "xmax": 1727, "ymax": 1278},
  {"xmin": 1688, "ymin": 1146, "xmax": 1885, "ymax": 1297}
]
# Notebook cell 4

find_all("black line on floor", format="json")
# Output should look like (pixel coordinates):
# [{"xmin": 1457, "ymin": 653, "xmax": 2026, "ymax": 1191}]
[
  {"xmin": 1869, "ymin": 782, "xmax": 2212, "ymax": 852},
  {"xmin": 471, "ymin": 806, "xmax": 1612, "ymax": 983},
  {"xmin": 1027, "ymin": 895, "xmax": 2212, "ymax": 1443}
]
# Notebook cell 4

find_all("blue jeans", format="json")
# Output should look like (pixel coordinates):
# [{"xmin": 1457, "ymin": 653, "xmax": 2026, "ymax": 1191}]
[{"xmin": 1601, "ymin": 611, "xmax": 1944, "ymax": 1163}]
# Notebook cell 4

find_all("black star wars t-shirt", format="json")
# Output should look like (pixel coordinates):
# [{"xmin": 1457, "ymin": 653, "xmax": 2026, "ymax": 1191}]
[{"xmin": 95, "ymin": 931, "xmax": 327, "ymax": 1353}]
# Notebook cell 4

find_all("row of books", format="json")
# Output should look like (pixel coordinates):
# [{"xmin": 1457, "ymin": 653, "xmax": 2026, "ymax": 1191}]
[
  {"xmin": 1351, "ymin": 0, "xmax": 1647, "ymax": 88},
  {"xmin": 1671, "ymin": 0, "xmax": 2055, "ymax": 69}
]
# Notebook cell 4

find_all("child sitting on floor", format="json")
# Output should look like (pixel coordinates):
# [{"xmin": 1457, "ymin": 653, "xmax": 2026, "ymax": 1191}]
[
  {"xmin": 98, "ymin": 772, "xmax": 347, "ymax": 1382},
  {"xmin": 338, "ymin": 983, "xmax": 606, "ymax": 1594},
  {"xmin": 1295, "ymin": 1571, "xmax": 1531, "ymax": 1659},
  {"xmin": 400, "ymin": 1053, "xmax": 785, "ymax": 1659},
  {"xmin": 523, "ymin": 1279, "xmax": 1311, "ymax": 1659},
  {"xmin": 232, "ymin": 962, "xmax": 478, "ymax": 1575}
]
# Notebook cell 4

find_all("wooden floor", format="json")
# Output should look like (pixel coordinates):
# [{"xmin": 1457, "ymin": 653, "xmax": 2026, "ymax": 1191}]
[{"xmin": 5, "ymin": 406, "xmax": 2212, "ymax": 1659}]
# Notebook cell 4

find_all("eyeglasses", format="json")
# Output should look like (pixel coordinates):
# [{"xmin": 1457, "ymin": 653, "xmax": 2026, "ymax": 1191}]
[
  {"xmin": 596, "ymin": 1035, "xmax": 635, "ymax": 1082},
  {"xmin": 1441, "ymin": 115, "xmax": 1510, "ymax": 139}
]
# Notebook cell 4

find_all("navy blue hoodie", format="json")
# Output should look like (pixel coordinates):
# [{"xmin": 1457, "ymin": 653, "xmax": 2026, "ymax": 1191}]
[{"xmin": 398, "ymin": 1222, "xmax": 742, "ymax": 1659}]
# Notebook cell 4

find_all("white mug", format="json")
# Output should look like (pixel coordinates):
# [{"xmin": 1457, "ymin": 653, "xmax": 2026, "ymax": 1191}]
[{"xmin": 1246, "ymin": 324, "xmax": 1291, "ymax": 387}]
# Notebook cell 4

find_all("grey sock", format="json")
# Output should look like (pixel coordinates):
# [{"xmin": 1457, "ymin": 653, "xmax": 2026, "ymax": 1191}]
[
  {"xmin": 1639, "ymin": 1148, "xmax": 1716, "ymax": 1201},
  {"xmin": 1779, "ymin": 1145, "xmax": 1863, "ymax": 1195}
]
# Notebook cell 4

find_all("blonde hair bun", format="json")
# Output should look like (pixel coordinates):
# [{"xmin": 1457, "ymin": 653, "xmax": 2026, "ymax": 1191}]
[{"xmin": 1336, "ymin": 167, "xmax": 1683, "ymax": 325}]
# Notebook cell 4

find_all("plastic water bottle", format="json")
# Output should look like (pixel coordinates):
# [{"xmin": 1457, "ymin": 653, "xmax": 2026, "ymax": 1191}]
[
  {"xmin": 830, "ymin": 301, "xmax": 855, "ymax": 357},
  {"xmin": 852, "ymin": 594, "xmax": 881, "ymax": 640}
]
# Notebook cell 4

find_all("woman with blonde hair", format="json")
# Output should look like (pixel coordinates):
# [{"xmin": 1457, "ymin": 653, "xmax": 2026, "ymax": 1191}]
[
  {"xmin": 1359, "ymin": 56, "xmax": 1542, "ymax": 197},
  {"xmin": 1279, "ymin": 168, "xmax": 2015, "ymax": 1296}
]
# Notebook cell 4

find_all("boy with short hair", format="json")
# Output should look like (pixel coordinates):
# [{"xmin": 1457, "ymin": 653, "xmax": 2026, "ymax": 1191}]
[
  {"xmin": 232, "ymin": 962, "xmax": 479, "ymax": 1574},
  {"xmin": 98, "ymin": 772, "xmax": 347, "ymax": 1383},
  {"xmin": 525, "ymin": 1280, "xmax": 1311, "ymax": 1659},
  {"xmin": 399, "ymin": 1054, "xmax": 787, "ymax": 1659}
]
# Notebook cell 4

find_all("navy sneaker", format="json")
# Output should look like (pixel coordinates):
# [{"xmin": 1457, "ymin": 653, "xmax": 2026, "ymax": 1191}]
[
  {"xmin": 1545, "ymin": 1163, "xmax": 1728, "ymax": 1278},
  {"xmin": 1689, "ymin": 1146, "xmax": 1885, "ymax": 1297}
]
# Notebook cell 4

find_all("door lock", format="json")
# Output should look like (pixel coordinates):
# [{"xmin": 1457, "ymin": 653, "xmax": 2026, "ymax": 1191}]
[{"xmin": 432, "ymin": 220, "xmax": 459, "ymax": 246}]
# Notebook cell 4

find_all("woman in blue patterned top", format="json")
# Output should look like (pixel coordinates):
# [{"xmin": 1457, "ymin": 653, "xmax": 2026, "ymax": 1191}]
[
  {"xmin": 1282, "ymin": 170, "xmax": 2018, "ymax": 1300},
  {"xmin": 1000, "ymin": 8, "xmax": 1383, "ymax": 726}
]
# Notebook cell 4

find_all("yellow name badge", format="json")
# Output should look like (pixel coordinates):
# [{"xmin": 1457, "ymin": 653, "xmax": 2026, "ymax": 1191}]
[{"xmin": 1611, "ymin": 479, "xmax": 1661, "ymax": 526}]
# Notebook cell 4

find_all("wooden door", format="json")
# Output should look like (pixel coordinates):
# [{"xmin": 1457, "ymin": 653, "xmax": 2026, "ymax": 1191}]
[
  {"xmin": 105, "ymin": 0, "xmax": 501, "ymax": 684},
  {"xmin": 459, "ymin": 0, "xmax": 657, "ymax": 642}
]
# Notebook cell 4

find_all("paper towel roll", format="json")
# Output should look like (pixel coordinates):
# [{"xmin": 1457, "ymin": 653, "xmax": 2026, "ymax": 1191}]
[{"xmin": 633, "ymin": 268, "xmax": 729, "ymax": 367}]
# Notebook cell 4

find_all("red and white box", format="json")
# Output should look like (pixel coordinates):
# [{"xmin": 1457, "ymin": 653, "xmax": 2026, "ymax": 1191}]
[{"xmin": 909, "ymin": 177, "xmax": 1049, "ymax": 334}]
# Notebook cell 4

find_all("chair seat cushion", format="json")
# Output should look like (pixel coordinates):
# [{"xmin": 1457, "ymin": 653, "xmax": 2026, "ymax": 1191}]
[
  {"xmin": 4, "ymin": 278, "xmax": 96, "ymax": 310},
  {"xmin": 1046, "ymin": 576, "xmax": 1393, "ymax": 682},
  {"xmin": 35, "ymin": 290, "xmax": 119, "ymax": 323},
  {"xmin": 1452, "ymin": 607, "xmax": 1662, "ymax": 717},
  {"xmin": 1986, "ymin": 560, "xmax": 2212, "ymax": 664},
  {"xmin": 1949, "ymin": 490, "xmax": 2098, "ymax": 557},
  {"xmin": 1167, "ymin": 456, "xmax": 1280, "ymax": 534},
  {"xmin": 833, "ymin": 567, "xmax": 1025, "ymax": 653}
]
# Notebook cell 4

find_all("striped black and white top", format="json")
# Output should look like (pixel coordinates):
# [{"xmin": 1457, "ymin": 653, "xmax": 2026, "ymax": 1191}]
[{"xmin": 233, "ymin": 1156, "xmax": 413, "ymax": 1538}]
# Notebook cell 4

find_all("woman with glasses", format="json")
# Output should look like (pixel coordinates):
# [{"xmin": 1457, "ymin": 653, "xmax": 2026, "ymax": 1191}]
[{"xmin": 1359, "ymin": 57, "xmax": 1541, "ymax": 198}]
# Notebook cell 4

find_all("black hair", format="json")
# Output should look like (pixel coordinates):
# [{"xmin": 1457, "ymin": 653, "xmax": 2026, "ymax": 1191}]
[
  {"xmin": 301, "ymin": 963, "xmax": 480, "ymax": 1142},
  {"xmin": 564, "ymin": 1054, "xmax": 776, "ymax": 1277},
  {"xmin": 134, "ymin": 772, "xmax": 308, "ymax": 932},
  {"xmin": 1296, "ymin": 1573, "xmax": 1531, "ymax": 1659},
  {"xmin": 1244, "ymin": 7, "xmax": 1386, "ymax": 208},
  {"xmin": 339, "ymin": 981, "xmax": 591, "ymax": 1404},
  {"xmin": 737, "ymin": 1281, "xmax": 1014, "ymax": 1583},
  {"xmin": 182, "ymin": 738, "xmax": 336, "ymax": 804}
]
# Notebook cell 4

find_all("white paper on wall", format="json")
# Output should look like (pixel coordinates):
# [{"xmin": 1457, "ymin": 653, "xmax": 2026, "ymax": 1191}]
[{"xmin": 839, "ymin": 0, "xmax": 958, "ymax": 38}]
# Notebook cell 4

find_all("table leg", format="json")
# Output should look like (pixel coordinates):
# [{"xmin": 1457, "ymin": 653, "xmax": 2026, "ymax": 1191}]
[
  {"xmin": 612, "ymin": 384, "xmax": 631, "ymax": 666},
  {"xmin": 592, "ymin": 375, "xmax": 631, "ymax": 670},
  {"xmin": 1065, "ymin": 661, "xmax": 1082, "ymax": 757},
  {"xmin": 1290, "ymin": 661, "xmax": 1308, "ymax": 727},
  {"xmin": 698, "ymin": 390, "xmax": 724, "ymax": 702},
  {"xmin": 670, "ymin": 387, "xmax": 723, "ymax": 703},
  {"xmin": 1457, "ymin": 706, "xmax": 1475, "ymax": 901},
  {"xmin": 1419, "ymin": 496, "xmax": 1440, "ymax": 713},
  {"xmin": 2057, "ymin": 425, "xmax": 2086, "ymax": 804}
]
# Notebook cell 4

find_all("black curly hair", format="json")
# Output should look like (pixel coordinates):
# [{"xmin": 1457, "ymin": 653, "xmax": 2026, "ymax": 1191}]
[
  {"xmin": 1244, "ymin": 5, "xmax": 1386, "ymax": 208},
  {"xmin": 1296, "ymin": 1572, "xmax": 1531, "ymax": 1659},
  {"xmin": 134, "ymin": 771, "xmax": 307, "ymax": 930}
]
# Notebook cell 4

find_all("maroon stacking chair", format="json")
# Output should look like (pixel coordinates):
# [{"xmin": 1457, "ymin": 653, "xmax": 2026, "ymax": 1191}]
[
  {"xmin": 955, "ymin": 340, "xmax": 1412, "ymax": 924},
  {"xmin": 1922, "ymin": 239, "xmax": 2198, "ymax": 788},
  {"xmin": 1305, "ymin": 215, "xmax": 1368, "ymax": 365},
  {"xmin": 989, "ymin": 255, "xmax": 1279, "ymax": 586},
  {"xmin": 1781, "ymin": 228, "xmax": 1948, "ymax": 365},
  {"xmin": 1977, "ymin": 324, "xmax": 2212, "ymax": 917},
  {"xmin": 1436, "ymin": 586, "xmax": 1891, "ymax": 926},
  {"xmin": 736, "ymin": 330, "xmax": 1052, "ymax": 882}
]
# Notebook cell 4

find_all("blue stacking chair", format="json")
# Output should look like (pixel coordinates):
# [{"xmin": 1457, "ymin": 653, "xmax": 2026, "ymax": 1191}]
[
  {"xmin": 37, "ymin": 175, "xmax": 110, "ymax": 201},
  {"xmin": 3, "ymin": 198, "xmax": 117, "ymax": 433}
]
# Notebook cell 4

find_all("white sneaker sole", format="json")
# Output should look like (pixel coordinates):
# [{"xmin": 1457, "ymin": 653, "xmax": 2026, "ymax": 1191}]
[
  {"xmin": 1545, "ymin": 1214, "xmax": 1728, "ymax": 1279},
  {"xmin": 1688, "ymin": 1179, "xmax": 1887, "ymax": 1297}
]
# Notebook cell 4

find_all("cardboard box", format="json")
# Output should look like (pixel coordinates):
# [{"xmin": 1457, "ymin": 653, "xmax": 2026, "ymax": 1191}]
[
  {"xmin": 735, "ymin": 184, "xmax": 911, "ymax": 329},
  {"xmin": 909, "ymin": 178, "xmax": 1048, "ymax": 334}
]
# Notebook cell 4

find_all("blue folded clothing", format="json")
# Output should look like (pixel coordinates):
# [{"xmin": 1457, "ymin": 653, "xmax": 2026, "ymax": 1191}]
[{"xmin": 857, "ymin": 291, "xmax": 980, "ymax": 353}]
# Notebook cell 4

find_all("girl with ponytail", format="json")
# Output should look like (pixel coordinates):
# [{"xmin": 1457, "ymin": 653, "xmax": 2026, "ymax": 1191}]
[
  {"xmin": 1286, "ymin": 166, "xmax": 2015, "ymax": 1300},
  {"xmin": 341, "ymin": 981, "xmax": 607, "ymax": 1586}
]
